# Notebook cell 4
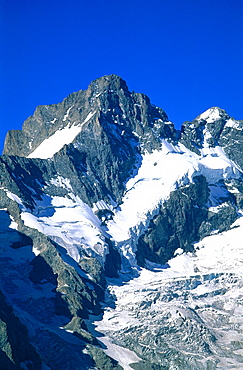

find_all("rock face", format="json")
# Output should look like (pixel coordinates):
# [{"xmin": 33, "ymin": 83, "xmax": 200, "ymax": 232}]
[{"xmin": 1, "ymin": 75, "xmax": 243, "ymax": 369}]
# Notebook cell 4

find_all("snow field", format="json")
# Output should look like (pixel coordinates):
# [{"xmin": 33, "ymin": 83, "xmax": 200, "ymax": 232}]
[{"xmin": 20, "ymin": 192, "xmax": 108, "ymax": 263}]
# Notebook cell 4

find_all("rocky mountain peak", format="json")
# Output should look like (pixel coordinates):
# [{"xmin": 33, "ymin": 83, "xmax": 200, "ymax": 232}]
[
  {"xmin": 1, "ymin": 75, "xmax": 243, "ymax": 369},
  {"xmin": 3, "ymin": 74, "xmax": 173, "ymax": 158},
  {"xmin": 180, "ymin": 106, "xmax": 243, "ymax": 166},
  {"xmin": 196, "ymin": 106, "xmax": 229, "ymax": 122},
  {"xmin": 87, "ymin": 74, "xmax": 129, "ymax": 96}
]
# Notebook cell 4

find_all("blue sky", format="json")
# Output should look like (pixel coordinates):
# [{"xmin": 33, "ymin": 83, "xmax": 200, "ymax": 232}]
[{"xmin": 1, "ymin": 0, "xmax": 243, "ymax": 154}]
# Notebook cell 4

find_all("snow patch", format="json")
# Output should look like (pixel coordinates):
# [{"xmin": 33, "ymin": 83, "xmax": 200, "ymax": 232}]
[
  {"xmin": 49, "ymin": 176, "xmax": 73, "ymax": 190},
  {"xmin": 63, "ymin": 105, "xmax": 74, "ymax": 121},
  {"xmin": 28, "ymin": 111, "xmax": 96, "ymax": 159},
  {"xmin": 20, "ymin": 192, "xmax": 108, "ymax": 264},
  {"xmin": 50, "ymin": 117, "xmax": 57, "ymax": 124},
  {"xmin": 225, "ymin": 118, "xmax": 241, "ymax": 129},
  {"xmin": 4, "ymin": 189, "xmax": 26, "ymax": 209}
]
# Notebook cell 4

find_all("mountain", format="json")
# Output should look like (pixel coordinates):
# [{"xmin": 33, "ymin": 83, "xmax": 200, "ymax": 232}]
[{"xmin": 1, "ymin": 74, "xmax": 243, "ymax": 369}]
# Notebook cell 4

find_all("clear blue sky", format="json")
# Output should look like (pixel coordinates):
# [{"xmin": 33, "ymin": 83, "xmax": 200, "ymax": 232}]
[{"xmin": 1, "ymin": 0, "xmax": 243, "ymax": 154}]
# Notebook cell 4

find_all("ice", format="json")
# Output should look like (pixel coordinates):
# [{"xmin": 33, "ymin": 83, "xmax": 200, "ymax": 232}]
[
  {"xmin": 92, "ymin": 199, "xmax": 115, "ymax": 212},
  {"xmin": 107, "ymin": 141, "xmax": 198, "ymax": 244},
  {"xmin": 194, "ymin": 217, "xmax": 243, "ymax": 275},
  {"xmin": 3, "ymin": 189, "xmax": 26, "ymax": 209},
  {"xmin": 28, "ymin": 111, "xmax": 96, "ymax": 159},
  {"xmin": 4, "ymin": 131, "xmax": 242, "ymax": 272},
  {"xmin": 87, "ymin": 315, "xmax": 142, "ymax": 370},
  {"xmin": 95, "ymin": 336, "xmax": 141, "ymax": 370}
]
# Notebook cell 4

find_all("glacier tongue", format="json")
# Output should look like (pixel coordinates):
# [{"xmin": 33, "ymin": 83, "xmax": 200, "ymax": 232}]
[{"xmin": 93, "ymin": 216, "xmax": 243, "ymax": 369}]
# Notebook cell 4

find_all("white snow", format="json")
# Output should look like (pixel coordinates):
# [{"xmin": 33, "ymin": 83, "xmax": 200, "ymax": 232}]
[
  {"xmin": 95, "ymin": 336, "xmax": 141, "ymax": 370},
  {"xmin": 4, "ymin": 189, "xmax": 25, "ymax": 208},
  {"xmin": 50, "ymin": 117, "xmax": 57, "ymax": 124},
  {"xmin": 92, "ymin": 200, "xmax": 115, "ymax": 213},
  {"xmin": 49, "ymin": 176, "xmax": 73, "ymax": 190},
  {"xmin": 20, "ymin": 191, "xmax": 108, "ymax": 263},
  {"xmin": 3, "ymin": 107, "xmax": 243, "ymax": 367},
  {"xmin": 28, "ymin": 111, "xmax": 96, "ymax": 159},
  {"xmin": 4, "ymin": 130, "xmax": 243, "ymax": 273},
  {"xmin": 0, "ymin": 209, "xmax": 18, "ymax": 230},
  {"xmin": 193, "ymin": 217, "xmax": 243, "ymax": 275},
  {"xmin": 198, "ymin": 107, "xmax": 222, "ymax": 122},
  {"xmin": 225, "ymin": 118, "xmax": 241, "ymax": 129},
  {"xmin": 106, "ymin": 141, "xmax": 196, "ymax": 244},
  {"xmin": 86, "ymin": 315, "xmax": 142, "ymax": 370},
  {"xmin": 63, "ymin": 105, "xmax": 74, "ymax": 121}
]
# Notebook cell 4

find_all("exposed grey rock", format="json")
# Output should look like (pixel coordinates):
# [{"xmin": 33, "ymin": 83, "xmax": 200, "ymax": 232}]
[
  {"xmin": 137, "ymin": 176, "xmax": 210, "ymax": 265},
  {"xmin": 0, "ymin": 289, "xmax": 42, "ymax": 369},
  {"xmin": 87, "ymin": 345, "xmax": 123, "ymax": 370}
]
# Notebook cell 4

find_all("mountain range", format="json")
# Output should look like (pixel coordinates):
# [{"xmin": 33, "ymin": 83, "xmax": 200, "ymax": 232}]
[{"xmin": 1, "ymin": 74, "xmax": 243, "ymax": 369}]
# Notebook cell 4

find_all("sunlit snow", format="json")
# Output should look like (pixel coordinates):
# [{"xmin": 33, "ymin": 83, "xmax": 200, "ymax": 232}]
[
  {"xmin": 20, "ymin": 192, "xmax": 108, "ymax": 263},
  {"xmin": 63, "ymin": 105, "xmax": 74, "ymax": 121},
  {"xmin": 197, "ymin": 107, "xmax": 222, "ymax": 122},
  {"xmin": 225, "ymin": 118, "xmax": 242, "ymax": 129}
]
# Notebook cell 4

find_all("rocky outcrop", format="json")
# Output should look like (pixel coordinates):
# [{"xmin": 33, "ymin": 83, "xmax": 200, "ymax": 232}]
[
  {"xmin": 0, "ymin": 289, "xmax": 42, "ymax": 370},
  {"xmin": 137, "ymin": 175, "xmax": 209, "ymax": 265},
  {"xmin": 181, "ymin": 107, "xmax": 243, "ymax": 171},
  {"xmin": 137, "ymin": 175, "xmax": 238, "ymax": 266}
]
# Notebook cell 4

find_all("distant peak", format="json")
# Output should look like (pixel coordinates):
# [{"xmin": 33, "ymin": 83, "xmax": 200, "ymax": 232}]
[{"xmin": 196, "ymin": 107, "xmax": 229, "ymax": 123}]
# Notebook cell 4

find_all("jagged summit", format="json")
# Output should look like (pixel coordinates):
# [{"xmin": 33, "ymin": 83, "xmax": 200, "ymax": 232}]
[
  {"xmin": 3, "ymin": 75, "xmax": 242, "ymax": 163},
  {"xmin": 196, "ymin": 106, "xmax": 229, "ymax": 122},
  {"xmin": 87, "ymin": 74, "xmax": 129, "ymax": 93},
  {"xmin": 3, "ymin": 74, "xmax": 171, "ymax": 158}
]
